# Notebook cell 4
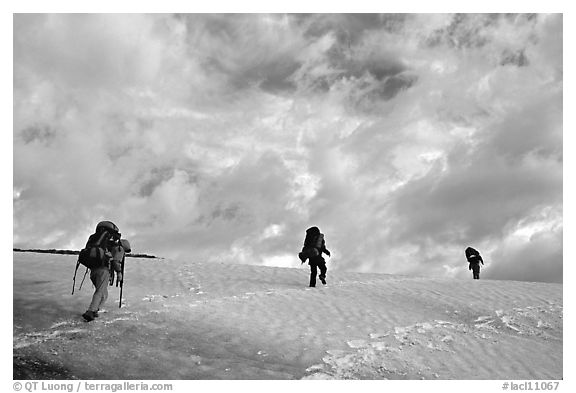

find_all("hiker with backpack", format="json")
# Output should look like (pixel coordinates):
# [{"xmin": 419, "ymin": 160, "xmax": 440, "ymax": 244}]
[
  {"xmin": 465, "ymin": 246, "xmax": 484, "ymax": 280},
  {"xmin": 75, "ymin": 221, "xmax": 123, "ymax": 322},
  {"xmin": 110, "ymin": 239, "xmax": 131, "ymax": 309},
  {"xmin": 298, "ymin": 226, "xmax": 331, "ymax": 287}
]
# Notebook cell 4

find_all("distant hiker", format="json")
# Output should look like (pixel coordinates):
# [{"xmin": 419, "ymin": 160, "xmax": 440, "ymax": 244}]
[
  {"xmin": 111, "ymin": 239, "xmax": 131, "ymax": 308},
  {"xmin": 74, "ymin": 221, "xmax": 123, "ymax": 322},
  {"xmin": 465, "ymin": 246, "xmax": 484, "ymax": 280},
  {"xmin": 298, "ymin": 226, "xmax": 331, "ymax": 287}
]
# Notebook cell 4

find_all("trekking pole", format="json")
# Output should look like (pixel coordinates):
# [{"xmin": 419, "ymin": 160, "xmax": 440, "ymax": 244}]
[
  {"xmin": 78, "ymin": 267, "xmax": 89, "ymax": 291},
  {"xmin": 117, "ymin": 255, "xmax": 125, "ymax": 308},
  {"xmin": 71, "ymin": 260, "xmax": 81, "ymax": 295},
  {"xmin": 118, "ymin": 281, "xmax": 123, "ymax": 308}
]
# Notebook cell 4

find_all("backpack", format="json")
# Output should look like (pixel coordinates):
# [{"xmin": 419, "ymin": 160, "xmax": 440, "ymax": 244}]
[
  {"xmin": 465, "ymin": 247, "xmax": 481, "ymax": 263},
  {"xmin": 72, "ymin": 221, "xmax": 120, "ymax": 296},
  {"xmin": 78, "ymin": 230, "xmax": 115, "ymax": 269},
  {"xmin": 119, "ymin": 239, "xmax": 131, "ymax": 253},
  {"xmin": 300, "ymin": 233, "xmax": 324, "ymax": 259}
]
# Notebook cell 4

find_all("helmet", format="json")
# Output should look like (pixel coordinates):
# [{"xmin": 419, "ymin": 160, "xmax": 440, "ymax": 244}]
[
  {"xmin": 120, "ymin": 239, "xmax": 131, "ymax": 253},
  {"xmin": 96, "ymin": 221, "xmax": 119, "ymax": 233}
]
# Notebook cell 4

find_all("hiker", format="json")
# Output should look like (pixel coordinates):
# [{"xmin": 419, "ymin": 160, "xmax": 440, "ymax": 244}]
[
  {"xmin": 110, "ymin": 239, "xmax": 131, "ymax": 308},
  {"xmin": 298, "ymin": 226, "xmax": 331, "ymax": 287},
  {"xmin": 80, "ymin": 221, "xmax": 123, "ymax": 322},
  {"xmin": 465, "ymin": 246, "xmax": 484, "ymax": 280},
  {"xmin": 110, "ymin": 239, "xmax": 131, "ymax": 286}
]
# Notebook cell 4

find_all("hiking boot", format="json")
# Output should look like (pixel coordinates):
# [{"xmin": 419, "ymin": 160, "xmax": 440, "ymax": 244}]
[
  {"xmin": 82, "ymin": 310, "xmax": 96, "ymax": 322},
  {"xmin": 319, "ymin": 276, "xmax": 326, "ymax": 285},
  {"xmin": 93, "ymin": 310, "xmax": 99, "ymax": 318}
]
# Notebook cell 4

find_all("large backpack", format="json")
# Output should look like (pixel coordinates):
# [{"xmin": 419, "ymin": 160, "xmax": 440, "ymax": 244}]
[
  {"xmin": 300, "ymin": 233, "xmax": 324, "ymax": 259},
  {"xmin": 78, "ymin": 229, "xmax": 115, "ymax": 269},
  {"xmin": 465, "ymin": 247, "xmax": 480, "ymax": 263},
  {"xmin": 72, "ymin": 221, "xmax": 120, "ymax": 295},
  {"xmin": 311, "ymin": 233, "xmax": 324, "ymax": 250}
]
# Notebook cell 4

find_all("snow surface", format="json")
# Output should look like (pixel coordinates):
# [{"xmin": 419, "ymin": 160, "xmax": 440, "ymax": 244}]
[{"xmin": 13, "ymin": 252, "xmax": 562, "ymax": 379}]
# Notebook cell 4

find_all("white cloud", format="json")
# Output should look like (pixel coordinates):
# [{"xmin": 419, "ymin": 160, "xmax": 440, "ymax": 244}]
[
  {"xmin": 261, "ymin": 224, "xmax": 285, "ymax": 240},
  {"xmin": 262, "ymin": 254, "xmax": 299, "ymax": 268}
]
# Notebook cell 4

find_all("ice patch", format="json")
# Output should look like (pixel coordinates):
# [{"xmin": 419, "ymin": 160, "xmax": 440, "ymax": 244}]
[
  {"xmin": 302, "ymin": 373, "xmax": 335, "ymax": 380},
  {"xmin": 417, "ymin": 322, "xmax": 434, "ymax": 330},
  {"xmin": 330, "ymin": 354, "xmax": 357, "ymax": 369},
  {"xmin": 103, "ymin": 317, "xmax": 134, "ymax": 325},
  {"xmin": 427, "ymin": 342, "xmax": 438, "ymax": 350},
  {"xmin": 14, "ymin": 328, "xmax": 87, "ymax": 349},
  {"xmin": 326, "ymin": 349, "xmax": 348, "ymax": 357},
  {"xmin": 142, "ymin": 295, "xmax": 167, "ymax": 302},
  {"xmin": 49, "ymin": 321, "xmax": 72, "ymax": 329},
  {"xmin": 305, "ymin": 364, "xmax": 325, "ymax": 373},
  {"xmin": 347, "ymin": 340, "xmax": 368, "ymax": 349},
  {"xmin": 303, "ymin": 309, "xmax": 555, "ymax": 379},
  {"xmin": 475, "ymin": 322, "xmax": 496, "ymax": 330},
  {"xmin": 369, "ymin": 332, "xmax": 389, "ymax": 339},
  {"xmin": 500, "ymin": 315, "xmax": 521, "ymax": 332},
  {"xmin": 370, "ymin": 342, "xmax": 388, "ymax": 350}
]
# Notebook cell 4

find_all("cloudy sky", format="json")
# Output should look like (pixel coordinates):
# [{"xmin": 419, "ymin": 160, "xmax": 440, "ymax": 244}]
[{"xmin": 13, "ymin": 13, "xmax": 563, "ymax": 283}]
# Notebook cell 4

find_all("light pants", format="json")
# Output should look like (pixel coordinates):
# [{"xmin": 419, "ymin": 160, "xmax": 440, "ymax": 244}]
[{"xmin": 88, "ymin": 267, "xmax": 110, "ymax": 312}]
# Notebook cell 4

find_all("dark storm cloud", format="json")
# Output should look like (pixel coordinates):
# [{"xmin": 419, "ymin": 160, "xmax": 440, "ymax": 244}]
[
  {"xmin": 20, "ymin": 124, "xmax": 58, "ymax": 145},
  {"xmin": 298, "ymin": 14, "xmax": 409, "ymax": 43},
  {"xmin": 174, "ymin": 14, "xmax": 306, "ymax": 94},
  {"xmin": 137, "ymin": 167, "xmax": 176, "ymax": 197},
  {"xmin": 174, "ymin": 14, "xmax": 418, "ymax": 102},
  {"xmin": 425, "ymin": 14, "xmax": 538, "ymax": 50},
  {"xmin": 500, "ymin": 49, "xmax": 530, "ymax": 67}
]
